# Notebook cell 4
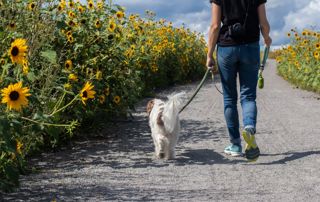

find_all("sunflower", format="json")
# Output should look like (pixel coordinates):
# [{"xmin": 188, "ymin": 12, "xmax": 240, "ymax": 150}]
[
  {"xmin": 67, "ymin": 35, "xmax": 74, "ymax": 43},
  {"xmin": 16, "ymin": 140, "xmax": 23, "ymax": 155},
  {"xmin": 28, "ymin": 2, "xmax": 36, "ymax": 11},
  {"xmin": 68, "ymin": 20, "xmax": 76, "ymax": 27},
  {"xmin": 68, "ymin": 11, "xmax": 76, "ymax": 18},
  {"xmin": 113, "ymin": 96, "xmax": 121, "ymax": 105},
  {"xmin": 66, "ymin": 30, "xmax": 72, "ymax": 36},
  {"xmin": 58, "ymin": 4, "xmax": 64, "ymax": 12},
  {"xmin": 78, "ymin": 6, "xmax": 85, "ymax": 13},
  {"xmin": 64, "ymin": 83, "xmax": 72, "ymax": 89},
  {"xmin": 129, "ymin": 15, "xmax": 136, "ymax": 21},
  {"xmin": 116, "ymin": 11, "xmax": 124, "ymax": 19},
  {"xmin": 316, "ymin": 43, "xmax": 320, "ymax": 50},
  {"xmin": 99, "ymin": 95, "xmax": 106, "ymax": 104},
  {"xmin": 95, "ymin": 20, "xmax": 102, "ymax": 28},
  {"xmin": 105, "ymin": 87, "xmax": 110, "ymax": 96},
  {"xmin": 23, "ymin": 61, "xmax": 29, "ymax": 75},
  {"xmin": 151, "ymin": 64, "xmax": 158, "ymax": 72},
  {"xmin": 1, "ymin": 81, "xmax": 31, "ymax": 111},
  {"xmin": 65, "ymin": 59, "xmax": 72, "ymax": 69},
  {"xmin": 8, "ymin": 22, "xmax": 16, "ymax": 30},
  {"xmin": 287, "ymin": 33, "xmax": 291, "ymax": 37},
  {"xmin": 302, "ymin": 31, "xmax": 307, "ymax": 36},
  {"xmin": 68, "ymin": 73, "xmax": 78, "ymax": 81},
  {"xmin": 0, "ymin": 58, "xmax": 6, "ymax": 66},
  {"xmin": 80, "ymin": 82, "xmax": 96, "ymax": 105},
  {"xmin": 314, "ymin": 51, "xmax": 320, "ymax": 59},
  {"xmin": 97, "ymin": 2, "xmax": 104, "ymax": 9},
  {"xmin": 96, "ymin": 70, "xmax": 102, "ymax": 80},
  {"xmin": 88, "ymin": 1, "xmax": 94, "ymax": 9},
  {"xmin": 108, "ymin": 21, "xmax": 116, "ymax": 32},
  {"xmin": 9, "ymin": 38, "xmax": 28, "ymax": 65},
  {"xmin": 68, "ymin": 1, "xmax": 74, "ymax": 8}
]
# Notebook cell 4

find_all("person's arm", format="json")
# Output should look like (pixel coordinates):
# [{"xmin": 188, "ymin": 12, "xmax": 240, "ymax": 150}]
[
  {"xmin": 206, "ymin": 3, "xmax": 221, "ymax": 69},
  {"xmin": 257, "ymin": 4, "xmax": 272, "ymax": 47}
]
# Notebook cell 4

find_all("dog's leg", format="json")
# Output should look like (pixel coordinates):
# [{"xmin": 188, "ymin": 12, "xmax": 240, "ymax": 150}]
[
  {"xmin": 157, "ymin": 137, "xmax": 166, "ymax": 159},
  {"xmin": 160, "ymin": 137, "xmax": 173, "ymax": 160},
  {"xmin": 167, "ymin": 149, "xmax": 175, "ymax": 160},
  {"xmin": 167, "ymin": 139, "xmax": 176, "ymax": 160},
  {"xmin": 152, "ymin": 135, "xmax": 164, "ymax": 159},
  {"xmin": 154, "ymin": 137, "xmax": 163, "ymax": 159},
  {"xmin": 151, "ymin": 133, "xmax": 159, "ymax": 158},
  {"xmin": 154, "ymin": 142, "xmax": 160, "ymax": 158},
  {"xmin": 167, "ymin": 130, "xmax": 179, "ymax": 160}
]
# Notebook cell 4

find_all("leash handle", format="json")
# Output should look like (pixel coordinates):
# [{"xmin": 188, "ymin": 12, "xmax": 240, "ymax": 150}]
[
  {"xmin": 260, "ymin": 46, "xmax": 270, "ymax": 71},
  {"xmin": 258, "ymin": 46, "xmax": 269, "ymax": 89}
]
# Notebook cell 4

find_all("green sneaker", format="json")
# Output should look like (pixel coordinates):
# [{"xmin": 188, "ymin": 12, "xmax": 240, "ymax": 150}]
[
  {"xmin": 224, "ymin": 144, "xmax": 242, "ymax": 157},
  {"xmin": 242, "ymin": 128, "xmax": 260, "ymax": 162}
]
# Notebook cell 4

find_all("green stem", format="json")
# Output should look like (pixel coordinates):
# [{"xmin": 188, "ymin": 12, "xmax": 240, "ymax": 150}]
[
  {"xmin": 21, "ymin": 117, "xmax": 72, "ymax": 128},
  {"xmin": 51, "ymin": 91, "xmax": 66, "ymax": 114},
  {"xmin": 49, "ymin": 95, "xmax": 79, "ymax": 117}
]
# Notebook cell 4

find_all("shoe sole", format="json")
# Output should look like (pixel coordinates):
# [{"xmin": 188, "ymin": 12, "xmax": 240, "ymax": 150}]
[
  {"xmin": 242, "ymin": 130, "xmax": 260, "ymax": 162},
  {"xmin": 224, "ymin": 150, "xmax": 243, "ymax": 157}
]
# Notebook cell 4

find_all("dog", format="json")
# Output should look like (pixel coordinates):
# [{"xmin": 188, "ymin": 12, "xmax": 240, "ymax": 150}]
[{"xmin": 146, "ymin": 92, "xmax": 185, "ymax": 160}]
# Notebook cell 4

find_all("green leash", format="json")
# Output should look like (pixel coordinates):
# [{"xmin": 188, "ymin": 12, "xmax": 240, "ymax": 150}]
[
  {"xmin": 179, "ymin": 68, "xmax": 213, "ymax": 114},
  {"xmin": 258, "ymin": 46, "xmax": 270, "ymax": 89}
]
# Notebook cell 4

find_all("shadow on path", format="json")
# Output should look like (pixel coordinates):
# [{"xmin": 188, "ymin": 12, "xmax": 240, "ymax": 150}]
[
  {"xmin": 175, "ymin": 149, "xmax": 247, "ymax": 165},
  {"xmin": 257, "ymin": 150, "xmax": 320, "ymax": 165}
]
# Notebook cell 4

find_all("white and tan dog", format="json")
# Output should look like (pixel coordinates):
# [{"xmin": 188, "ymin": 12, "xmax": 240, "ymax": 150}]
[{"xmin": 147, "ymin": 93, "xmax": 185, "ymax": 160}]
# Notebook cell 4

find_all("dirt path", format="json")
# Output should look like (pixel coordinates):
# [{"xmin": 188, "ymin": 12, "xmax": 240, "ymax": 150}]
[{"xmin": 2, "ymin": 60, "xmax": 320, "ymax": 201}]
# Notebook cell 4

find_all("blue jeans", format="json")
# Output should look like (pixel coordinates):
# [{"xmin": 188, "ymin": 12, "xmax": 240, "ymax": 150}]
[{"xmin": 217, "ymin": 42, "xmax": 260, "ymax": 146}]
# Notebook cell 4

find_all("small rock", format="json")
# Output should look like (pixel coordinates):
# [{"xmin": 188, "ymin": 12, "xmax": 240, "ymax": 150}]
[{"xmin": 38, "ymin": 162, "xmax": 47, "ymax": 166}]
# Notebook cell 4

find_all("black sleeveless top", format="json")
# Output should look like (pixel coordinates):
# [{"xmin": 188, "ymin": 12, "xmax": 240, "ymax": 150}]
[{"xmin": 210, "ymin": 0, "xmax": 267, "ymax": 46}]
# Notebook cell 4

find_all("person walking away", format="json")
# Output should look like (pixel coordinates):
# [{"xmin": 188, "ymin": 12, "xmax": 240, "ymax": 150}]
[{"xmin": 206, "ymin": 0, "xmax": 272, "ymax": 161}]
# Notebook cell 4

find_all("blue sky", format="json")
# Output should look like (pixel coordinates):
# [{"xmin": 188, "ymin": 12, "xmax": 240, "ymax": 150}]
[{"xmin": 112, "ymin": 0, "xmax": 320, "ymax": 47}]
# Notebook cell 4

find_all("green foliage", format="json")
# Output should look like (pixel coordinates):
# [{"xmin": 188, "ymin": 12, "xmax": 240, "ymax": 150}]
[
  {"xmin": 0, "ymin": 0, "xmax": 207, "ymax": 191},
  {"xmin": 276, "ymin": 29, "xmax": 320, "ymax": 93}
]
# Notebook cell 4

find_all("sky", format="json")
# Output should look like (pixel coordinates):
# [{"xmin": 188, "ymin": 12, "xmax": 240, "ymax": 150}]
[{"xmin": 112, "ymin": 0, "xmax": 320, "ymax": 47}]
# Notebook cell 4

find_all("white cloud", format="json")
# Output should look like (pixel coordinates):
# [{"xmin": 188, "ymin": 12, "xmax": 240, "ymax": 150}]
[
  {"xmin": 270, "ymin": 0, "xmax": 320, "ymax": 45},
  {"xmin": 283, "ymin": 0, "xmax": 320, "ymax": 30},
  {"xmin": 108, "ymin": 0, "xmax": 320, "ymax": 45},
  {"xmin": 173, "ymin": 9, "xmax": 211, "ymax": 35}
]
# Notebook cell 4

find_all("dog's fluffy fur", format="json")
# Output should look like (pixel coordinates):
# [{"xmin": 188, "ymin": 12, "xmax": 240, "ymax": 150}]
[{"xmin": 147, "ymin": 92, "xmax": 185, "ymax": 159}]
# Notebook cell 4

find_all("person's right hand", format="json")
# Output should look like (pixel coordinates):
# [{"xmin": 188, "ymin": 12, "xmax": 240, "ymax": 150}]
[
  {"xmin": 206, "ymin": 56, "xmax": 215, "ymax": 71},
  {"xmin": 264, "ymin": 36, "xmax": 272, "ymax": 47}
]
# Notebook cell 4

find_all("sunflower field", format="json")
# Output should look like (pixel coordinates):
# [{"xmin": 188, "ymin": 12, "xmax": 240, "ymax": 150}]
[
  {"xmin": 0, "ymin": 0, "xmax": 207, "ymax": 191},
  {"xmin": 276, "ymin": 29, "xmax": 320, "ymax": 93}
]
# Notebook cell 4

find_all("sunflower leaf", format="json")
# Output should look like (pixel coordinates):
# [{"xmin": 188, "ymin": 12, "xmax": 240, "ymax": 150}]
[
  {"xmin": 40, "ymin": 50, "xmax": 57, "ymax": 64},
  {"xmin": 27, "ymin": 72, "xmax": 36, "ymax": 82}
]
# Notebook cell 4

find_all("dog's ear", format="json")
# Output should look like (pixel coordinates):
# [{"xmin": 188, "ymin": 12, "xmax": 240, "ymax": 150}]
[{"xmin": 146, "ymin": 100, "xmax": 154, "ymax": 116}]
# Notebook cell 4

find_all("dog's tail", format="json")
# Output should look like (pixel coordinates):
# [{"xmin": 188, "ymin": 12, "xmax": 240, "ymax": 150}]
[{"xmin": 162, "ymin": 92, "xmax": 185, "ymax": 134}]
